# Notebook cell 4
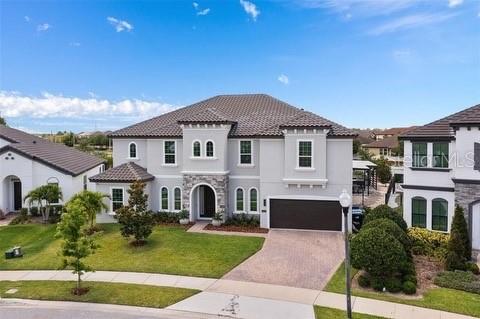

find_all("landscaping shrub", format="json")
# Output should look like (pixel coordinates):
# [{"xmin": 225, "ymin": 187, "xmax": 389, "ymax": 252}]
[
  {"xmin": 224, "ymin": 213, "xmax": 259, "ymax": 227},
  {"xmin": 0, "ymin": 209, "xmax": 5, "ymax": 220},
  {"xmin": 29, "ymin": 206, "xmax": 40, "ymax": 216},
  {"xmin": 403, "ymin": 274, "xmax": 417, "ymax": 285},
  {"xmin": 358, "ymin": 274, "xmax": 370, "ymax": 288},
  {"xmin": 434, "ymin": 271, "xmax": 480, "ymax": 294},
  {"xmin": 385, "ymin": 277, "xmax": 403, "ymax": 293},
  {"xmin": 466, "ymin": 262, "xmax": 480, "ymax": 275},
  {"xmin": 370, "ymin": 277, "xmax": 384, "ymax": 291},
  {"xmin": 154, "ymin": 211, "xmax": 179, "ymax": 224},
  {"xmin": 408, "ymin": 227, "xmax": 449, "ymax": 259},
  {"xmin": 445, "ymin": 205, "xmax": 471, "ymax": 270},
  {"xmin": 351, "ymin": 227, "xmax": 408, "ymax": 279},
  {"xmin": 363, "ymin": 204, "xmax": 407, "ymax": 231},
  {"xmin": 9, "ymin": 209, "xmax": 31, "ymax": 225},
  {"xmin": 402, "ymin": 281, "xmax": 416, "ymax": 295},
  {"xmin": 399, "ymin": 259, "xmax": 416, "ymax": 277},
  {"xmin": 362, "ymin": 218, "xmax": 410, "ymax": 251}
]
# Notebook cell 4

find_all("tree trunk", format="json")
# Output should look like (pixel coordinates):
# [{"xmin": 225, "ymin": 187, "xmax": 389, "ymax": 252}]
[
  {"xmin": 44, "ymin": 205, "xmax": 50, "ymax": 224},
  {"xmin": 76, "ymin": 259, "xmax": 81, "ymax": 290}
]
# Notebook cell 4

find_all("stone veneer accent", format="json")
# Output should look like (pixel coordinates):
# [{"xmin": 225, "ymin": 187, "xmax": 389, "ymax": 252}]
[
  {"xmin": 182, "ymin": 174, "xmax": 229, "ymax": 219},
  {"xmin": 454, "ymin": 182, "xmax": 480, "ymax": 222}
]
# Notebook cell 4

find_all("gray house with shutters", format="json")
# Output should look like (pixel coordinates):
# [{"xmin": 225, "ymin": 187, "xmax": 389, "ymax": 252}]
[
  {"xmin": 399, "ymin": 103, "xmax": 480, "ymax": 252},
  {"xmin": 90, "ymin": 94, "xmax": 355, "ymax": 230}
]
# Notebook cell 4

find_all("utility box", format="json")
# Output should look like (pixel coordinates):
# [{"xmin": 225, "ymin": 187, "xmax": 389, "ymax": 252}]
[{"xmin": 5, "ymin": 246, "xmax": 23, "ymax": 259}]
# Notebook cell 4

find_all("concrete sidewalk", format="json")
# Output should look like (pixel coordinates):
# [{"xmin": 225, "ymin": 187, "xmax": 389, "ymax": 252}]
[{"xmin": 0, "ymin": 270, "xmax": 475, "ymax": 319}]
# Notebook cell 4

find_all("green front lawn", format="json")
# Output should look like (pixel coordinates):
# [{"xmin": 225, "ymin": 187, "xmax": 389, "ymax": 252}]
[
  {"xmin": 0, "ymin": 280, "xmax": 198, "ymax": 308},
  {"xmin": 0, "ymin": 224, "xmax": 264, "ymax": 278},
  {"xmin": 315, "ymin": 306, "xmax": 385, "ymax": 319},
  {"xmin": 325, "ymin": 262, "xmax": 480, "ymax": 318}
]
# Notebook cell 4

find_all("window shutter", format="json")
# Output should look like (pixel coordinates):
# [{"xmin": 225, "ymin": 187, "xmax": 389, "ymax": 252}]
[{"xmin": 475, "ymin": 143, "xmax": 480, "ymax": 171}]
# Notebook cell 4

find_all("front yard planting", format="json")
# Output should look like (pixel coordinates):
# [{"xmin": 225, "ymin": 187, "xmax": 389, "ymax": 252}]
[
  {"xmin": 0, "ymin": 224, "xmax": 264, "ymax": 278},
  {"xmin": 0, "ymin": 280, "xmax": 198, "ymax": 308}
]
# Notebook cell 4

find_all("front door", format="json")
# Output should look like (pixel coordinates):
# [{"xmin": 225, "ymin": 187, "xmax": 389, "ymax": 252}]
[
  {"xmin": 13, "ymin": 181, "xmax": 22, "ymax": 211},
  {"xmin": 472, "ymin": 203, "xmax": 480, "ymax": 250},
  {"xmin": 199, "ymin": 186, "xmax": 215, "ymax": 218}
]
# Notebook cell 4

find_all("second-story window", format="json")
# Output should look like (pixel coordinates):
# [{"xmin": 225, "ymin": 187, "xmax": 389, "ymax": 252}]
[
  {"xmin": 164, "ymin": 141, "xmax": 176, "ymax": 164},
  {"xmin": 193, "ymin": 141, "xmax": 201, "ymax": 157},
  {"xmin": 239, "ymin": 141, "xmax": 252, "ymax": 164},
  {"xmin": 206, "ymin": 141, "xmax": 214, "ymax": 157},
  {"xmin": 433, "ymin": 142, "xmax": 449, "ymax": 168},
  {"xmin": 129, "ymin": 142, "xmax": 137, "ymax": 159},
  {"xmin": 298, "ymin": 140, "xmax": 313, "ymax": 168},
  {"xmin": 412, "ymin": 142, "xmax": 427, "ymax": 167}
]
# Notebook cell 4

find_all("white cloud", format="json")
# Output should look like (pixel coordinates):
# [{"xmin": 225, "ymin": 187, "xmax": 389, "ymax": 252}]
[
  {"xmin": 24, "ymin": 16, "xmax": 30, "ymax": 22},
  {"xmin": 107, "ymin": 16, "xmax": 133, "ymax": 32},
  {"xmin": 240, "ymin": 0, "xmax": 260, "ymax": 21},
  {"xmin": 448, "ymin": 0, "xmax": 463, "ymax": 8},
  {"xmin": 299, "ymin": 0, "xmax": 421, "ymax": 17},
  {"xmin": 197, "ymin": 8, "xmax": 211, "ymax": 16},
  {"xmin": 0, "ymin": 91, "xmax": 176, "ymax": 120},
  {"xmin": 278, "ymin": 74, "xmax": 289, "ymax": 85},
  {"xmin": 69, "ymin": 42, "xmax": 81, "ymax": 47},
  {"xmin": 37, "ymin": 23, "xmax": 51, "ymax": 32},
  {"xmin": 193, "ymin": 2, "xmax": 199, "ymax": 9},
  {"xmin": 368, "ymin": 13, "xmax": 457, "ymax": 35}
]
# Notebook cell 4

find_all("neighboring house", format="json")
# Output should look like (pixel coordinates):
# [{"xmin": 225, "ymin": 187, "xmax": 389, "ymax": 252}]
[
  {"xmin": 90, "ymin": 94, "xmax": 356, "ymax": 230},
  {"xmin": 399, "ymin": 104, "xmax": 480, "ymax": 251},
  {"xmin": 373, "ymin": 127, "xmax": 415, "ymax": 141},
  {"xmin": 364, "ymin": 127, "xmax": 416, "ymax": 167},
  {"xmin": 0, "ymin": 125, "xmax": 105, "ymax": 214}
]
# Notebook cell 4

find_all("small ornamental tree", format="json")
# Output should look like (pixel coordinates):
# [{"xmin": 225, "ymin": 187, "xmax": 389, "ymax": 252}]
[
  {"xmin": 375, "ymin": 157, "xmax": 392, "ymax": 184},
  {"xmin": 24, "ymin": 184, "xmax": 63, "ymax": 224},
  {"xmin": 56, "ymin": 199, "xmax": 98, "ymax": 295},
  {"xmin": 115, "ymin": 181, "xmax": 154, "ymax": 246},
  {"xmin": 363, "ymin": 204, "xmax": 408, "ymax": 231},
  {"xmin": 70, "ymin": 190, "xmax": 109, "ymax": 232},
  {"xmin": 362, "ymin": 218, "xmax": 411, "ymax": 251},
  {"xmin": 446, "ymin": 205, "xmax": 471, "ymax": 270}
]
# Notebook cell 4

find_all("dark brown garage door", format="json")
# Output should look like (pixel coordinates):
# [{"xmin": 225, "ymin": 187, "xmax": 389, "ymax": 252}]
[{"xmin": 270, "ymin": 199, "xmax": 342, "ymax": 231}]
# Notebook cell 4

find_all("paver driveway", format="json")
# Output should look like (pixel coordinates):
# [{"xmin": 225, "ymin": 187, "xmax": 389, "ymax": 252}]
[{"xmin": 223, "ymin": 229, "xmax": 344, "ymax": 290}]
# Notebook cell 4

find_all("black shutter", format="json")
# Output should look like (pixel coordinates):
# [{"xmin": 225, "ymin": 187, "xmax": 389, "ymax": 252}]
[{"xmin": 474, "ymin": 142, "xmax": 480, "ymax": 170}]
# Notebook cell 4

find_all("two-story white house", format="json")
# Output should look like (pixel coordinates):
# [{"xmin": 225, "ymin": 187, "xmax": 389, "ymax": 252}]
[
  {"xmin": 90, "ymin": 94, "xmax": 355, "ymax": 230},
  {"xmin": 0, "ymin": 125, "xmax": 105, "ymax": 214},
  {"xmin": 400, "ymin": 103, "xmax": 480, "ymax": 252}
]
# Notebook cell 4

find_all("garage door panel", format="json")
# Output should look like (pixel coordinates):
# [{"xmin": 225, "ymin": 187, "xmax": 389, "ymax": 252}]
[{"xmin": 270, "ymin": 199, "xmax": 342, "ymax": 231}]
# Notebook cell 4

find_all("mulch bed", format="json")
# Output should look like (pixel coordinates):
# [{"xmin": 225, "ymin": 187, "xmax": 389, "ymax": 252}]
[{"xmin": 204, "ymin": 224, "xmax": 269, "ymax": 233}]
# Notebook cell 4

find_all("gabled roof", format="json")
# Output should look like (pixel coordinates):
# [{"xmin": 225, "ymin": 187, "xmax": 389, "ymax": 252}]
[
  {"xmin": 400, "ymin": 104, "xmax": 480, "ymax": 139},
  {"xmin": 374, "ymin": 127, "xmax": 416, "ymax": 136},
  {"xmin": 110, "ymin": 94, "xmax": 355, "ymax": 138},
  {"xmin": 89, "ymin": 162, "xmax": 154, "ymax": 183},
  {"xmin": 0, "ymin": 125, "xmax": 104, "ymax": 176},
  {"xmin": 363, "ymin": 136, "xmax": 399, "ymax": 149}
]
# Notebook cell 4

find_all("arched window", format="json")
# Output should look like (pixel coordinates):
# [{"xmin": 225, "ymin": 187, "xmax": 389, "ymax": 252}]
[
  {"xmin": 83, "ymin": 175, "xmax": 88, "ymax": 190},
  {"xmin": 161, "ymin": 187, "xmax": 169, "ymax": 211},
  {"xmin": 193, "ymin": 141, "xmax": 201, "ymax": 157},
  {"xmin": 129, "ymin": 142, "xmax": 137, "ymax": 159},
  {"xmin": 174, "ymin": 187, "xmax": 182, "ymax": 211},
  {"xmin": 236, "ymin": 188, "xmax": 244, "ymax": 212},
  {"xmin": 412, "ymin": 197, "xmax": 426, "ymax": 228},
  {"xmin": 432, "ymin": 198, "xmax": 448, "ymax": 232},
  {"xmin": 249, "ymin": 188, "xmax": 258, "ymax": 212},
  {"xmin": 206, "ymin": 141, "xmax": 214, "ymax": 157}
]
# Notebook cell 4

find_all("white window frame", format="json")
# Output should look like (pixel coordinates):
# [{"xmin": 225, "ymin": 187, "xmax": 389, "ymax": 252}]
[
  {"xmin": 110, "ymin": 187, "xmax": 125, "ymax": 215},
  {"xmin": 238, "ymin": 140, "xmax": 254, "ymax": 166},
  {"xmin": 248, "ymin": 187, "xmax": 259, "ymax": 214},
  {"xmin": 163, "ymin": 140, "xmax": 177, "ymax": 166},
  {"xmin": 205, "ymin": 140, "xmax": 215, "ymax": 158},
  {"xmin": 296, "ymin": 139, "xmax": 314, "ymax": 170},
  {"xmin": 160, "ymin": 186, "xmax": 169, "ymax": 211},
  {"xmin": 128, "ymin": 142, "xmax": 138, "ymax": 159},
  {"xmin": 192, "ymin": 140, "xmax": 202, "ymax": 157},
  {"xmin": 174, "ymin": 187, "xmax": 182, "ymax": 211},
  {"xmin": 235, "ymin": 187, "xmax": 245, "ymax": 213}
]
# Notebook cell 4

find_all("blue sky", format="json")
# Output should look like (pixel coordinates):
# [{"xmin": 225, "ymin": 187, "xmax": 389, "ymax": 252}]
[{"xmin": 0, "ymin": 0, "xmax": 479, "ymax": 133}]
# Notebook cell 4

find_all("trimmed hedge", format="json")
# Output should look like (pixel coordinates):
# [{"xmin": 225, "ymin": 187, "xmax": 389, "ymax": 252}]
[
  {"xmin": 384, "ymin": 277, "xmax": 403, "ymax": 293},
  {"xmin": 154, "ymin": 211, "xmax": 180, "ymax": 224},
  {"xmin": 363, "ymin": 204, "xmax": 408, "ymax": 231},
  {"xmin": 402, "ymin": 281, "xmax": 416, "ymax": 295},
  {"xmin": 351, "ymin": 227, "xmax": 408, "ymax": 278},
  {"xmin": 224, "ymin": 213, "xmax": 259, "ymax": 227},
  {"xmin": 408, "ymin": 227, "xmax": 449, "ymax": 259},
  {"xmin": 434, "ymin": 271, "xmax": 480, "ymax": 294},
  {"xmin": 358, "ymin": 274, "xmax": 370, "ymax": 288},
  {"xmin": 363, "ymin": 218, "xmax": 411, "ymax": 251}
]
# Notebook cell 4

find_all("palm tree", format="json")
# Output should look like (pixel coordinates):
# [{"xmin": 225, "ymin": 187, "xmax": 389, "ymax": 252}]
[
  {"xmin": 24, "ymin": 184, "xmax": 63, "ymax": 224},
  {"xmin": 70, "ymin": 191, "xmax": 109, "ymax": 231}
]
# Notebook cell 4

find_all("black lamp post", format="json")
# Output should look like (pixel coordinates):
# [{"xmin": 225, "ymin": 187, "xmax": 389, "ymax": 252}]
[{"xmin": 339, "ymin": 189, "xmax": 352, "ymax": 319}]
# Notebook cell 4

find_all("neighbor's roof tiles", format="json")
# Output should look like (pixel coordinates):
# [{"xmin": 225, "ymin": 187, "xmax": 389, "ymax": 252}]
[{"xmin": 89, "ymin": 162, "xmax": 154, "ymax": 183}]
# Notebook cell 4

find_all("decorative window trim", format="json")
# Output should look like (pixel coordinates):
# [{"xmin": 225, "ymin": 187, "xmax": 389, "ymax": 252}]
[
  {"xmin": 235, "ymin": 187, "xmax": 245, "ymax": 212},
  {"xmin": 238, "ymin": 140, "xmax": 254, "ymax": 166},
  {"xmin": 174, "ymin": 187, "xmax": 182, "ymax": 211},
  {"xmin": 205, "ymin": 140, "xmax": 215, "ymax": 158},
  {"xmin": 110, "ymin": 187, "xmax": 125, "ymax": 215},
  {"xmin": 192, "ymin": 140, "xmax": 202, "ymax": 157},
  {"xmin": 160, "ymin": 186, "xmax": 169, "ymax": 211},
  {"xmin": 249, "ymin": 187, "xmax": 259, "ymax": 214},
  {"xmin": 128, "ymin": 142, "xmax": 138, "ymax": 159},
  {"xmin": 296, "ymin": 139, "xmax": 314, "ymax": 169},
  {"xmin": 163, "ymin": 140, "xmax": 177, "ymax": 166}
]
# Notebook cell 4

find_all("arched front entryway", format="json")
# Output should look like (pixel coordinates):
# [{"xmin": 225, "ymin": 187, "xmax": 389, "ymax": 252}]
[
  {"xmin": 470, "ymin": 201, "xmax": 480, "ymax": 251},
  {"xmin": 2, "ymin": 175, "xmax": 22, "ymax": 213},
  {"xmin": 190, "ymin": 183, "xmax": 217, "ymax": 220}
]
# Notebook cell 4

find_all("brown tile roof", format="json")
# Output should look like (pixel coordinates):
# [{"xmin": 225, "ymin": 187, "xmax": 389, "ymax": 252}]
[
  {"xmin": 89, "ymin": 162, "xmax": 154, "ymax": 183},
  {"xmin": 0, "ymin": 125, "xmax": 104, "ymax": 176},
  {"xmin": 400, "ymin": 104, "xmax": 480, "ymax": 139},
  {"xmin": 110, "ymin": 94, "xmax": 355, "ymax": 138},
  {"xmin": 363, "ymin": 136, "xmax": 399, "ymax": 149},
  {"xmin": 374, "ymin": 126, "xmax": 417, "ymax": 136}
]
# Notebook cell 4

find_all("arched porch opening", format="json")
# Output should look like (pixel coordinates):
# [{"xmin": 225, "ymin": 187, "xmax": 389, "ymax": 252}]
[
  {"xmin": 190, "ymin": 183, "xmax": 217, "ymax": 220},
  {"xmin": 2, "ymin": 175, "xmax": 22, "ymax": 213}
]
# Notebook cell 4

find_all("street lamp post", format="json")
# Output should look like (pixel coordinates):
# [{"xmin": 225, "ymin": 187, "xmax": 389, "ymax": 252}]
[{"xmin": 339, "ymin": 189, "xmax": 352, "ymax": 319}]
